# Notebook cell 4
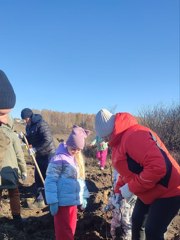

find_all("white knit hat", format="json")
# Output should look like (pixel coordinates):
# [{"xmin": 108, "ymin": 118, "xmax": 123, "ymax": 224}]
[{"xmin": 95, "ymin": 109, "xmax": 115, "ymax": 138}]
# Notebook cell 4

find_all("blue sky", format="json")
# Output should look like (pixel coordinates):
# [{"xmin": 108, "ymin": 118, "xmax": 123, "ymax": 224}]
[{"xmin": 0, "ymin": 0, "xmax": 179, "ymax": 118}]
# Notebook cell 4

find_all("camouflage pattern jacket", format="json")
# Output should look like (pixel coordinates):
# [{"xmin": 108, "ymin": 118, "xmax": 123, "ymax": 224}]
[{"xmin": 0, "ymin": 116, "xmax": 27, "ymax": 189}]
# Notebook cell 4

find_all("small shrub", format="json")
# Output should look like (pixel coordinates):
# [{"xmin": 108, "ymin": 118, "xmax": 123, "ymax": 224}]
[{"xmin": 139, "ymin": 104, "xmax": 180, "ymax": 153}]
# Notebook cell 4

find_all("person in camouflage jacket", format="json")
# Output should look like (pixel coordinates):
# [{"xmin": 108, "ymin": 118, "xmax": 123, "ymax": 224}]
[{"xmin": 0, "ymin": 116, "xmax": 27, "ymax": 228}]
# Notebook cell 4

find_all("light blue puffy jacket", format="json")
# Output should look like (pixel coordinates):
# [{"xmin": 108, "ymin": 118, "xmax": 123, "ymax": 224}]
[{"xmin": 45, "ymin": 143, "xmax": 89, "ymax": 206}]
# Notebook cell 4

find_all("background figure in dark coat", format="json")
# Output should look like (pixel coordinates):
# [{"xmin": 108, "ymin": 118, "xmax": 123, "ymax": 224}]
[{"xmin": 21, "ymin": 108, "xmax": 56, "ymax": 203}]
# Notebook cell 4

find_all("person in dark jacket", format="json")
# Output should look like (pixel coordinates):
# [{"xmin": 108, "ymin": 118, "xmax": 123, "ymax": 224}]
[
  {"xmin": 21, "ymin": 108, "xmax": 56, "ymax": 204},
  {"xmin": 95, "ymin": 108, "xmax": 180, "ymax": 240}
]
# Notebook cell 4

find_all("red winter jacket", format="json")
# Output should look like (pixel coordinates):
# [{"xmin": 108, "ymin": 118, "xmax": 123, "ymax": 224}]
[{"xmin": 110, "ymin": 113, "xmax": 180, "ymax": 204}]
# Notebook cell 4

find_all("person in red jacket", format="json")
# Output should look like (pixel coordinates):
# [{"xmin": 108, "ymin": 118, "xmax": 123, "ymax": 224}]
[{"xmin": 95, "ymin": 108, "xmax": 180, "ymax": 240}]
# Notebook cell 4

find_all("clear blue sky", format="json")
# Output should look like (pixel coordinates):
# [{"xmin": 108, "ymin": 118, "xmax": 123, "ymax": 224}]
[{"xmin": 0, "ymin": 0, "xmax": 179, "ymax": 118}]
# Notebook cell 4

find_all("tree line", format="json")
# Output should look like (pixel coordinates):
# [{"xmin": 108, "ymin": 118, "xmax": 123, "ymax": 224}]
[
  {"xmin": 16, "ymin": 104, "xmax": 179, "ymax": 163},
  {"xmin": 33, "ymin": 109, "xmax": 95, "ymax": 134}
]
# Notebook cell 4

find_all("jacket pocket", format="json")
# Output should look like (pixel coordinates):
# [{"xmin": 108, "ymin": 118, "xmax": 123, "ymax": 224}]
[{"xmin": 0, "ymin": 166, "xmax": 18, "ymax": 186}]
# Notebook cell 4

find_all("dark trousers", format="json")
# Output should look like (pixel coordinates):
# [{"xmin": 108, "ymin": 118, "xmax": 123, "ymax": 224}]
[
  {"xmin": 34, "ymin": 155, "xmax": 50, "ymax": 203},
  {"xmin": 132, "ymin": 196, "xmax": 180, "ymax": 240},
  {"xmin": 35, "ymin": 158, "xmax": 48, "ymax": 189}
]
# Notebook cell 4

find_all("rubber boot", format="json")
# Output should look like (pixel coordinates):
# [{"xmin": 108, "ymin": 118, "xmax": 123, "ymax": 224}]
[
  {"xmin": 36, "ymin": 188, "xmax": 46, "ymax": 208},
  {"xmin": 13, "ymin": 214, "xmax": 24, "ymax": 230}
]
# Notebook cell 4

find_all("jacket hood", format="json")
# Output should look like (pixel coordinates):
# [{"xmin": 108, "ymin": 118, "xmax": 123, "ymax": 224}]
[
  {"xmin": 55, "ymin": 143, "xmax": 69, "ymax": 156},
  {"xmin": 109, "ymin": 112, "xmax": 138, "ymax": 146},
  {"xmin": 31, "ymin": 114, "xmax": 42, "ymax": 124},
  {"xmin": 50, "ymin": 143, "xmax": 73, "ymax": 164},
  {"xmin": 2, "ymin": 114, "xmax": 14, "ymax": 130}
]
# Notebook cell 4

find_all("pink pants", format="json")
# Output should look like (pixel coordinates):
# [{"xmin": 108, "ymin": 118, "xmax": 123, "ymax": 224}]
[
  {"xmin": 96, "ymin": 149, "xmax": 108, "ymax": 168},
  {"xmin": 54, "ymin": 206, "xmax": 77, "ymax": 240}
]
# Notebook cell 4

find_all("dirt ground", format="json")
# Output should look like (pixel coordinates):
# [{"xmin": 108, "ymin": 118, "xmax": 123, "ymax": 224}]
[{"xmin": 0, "ymin": 153, "xmax": 180, "ymax": 240}]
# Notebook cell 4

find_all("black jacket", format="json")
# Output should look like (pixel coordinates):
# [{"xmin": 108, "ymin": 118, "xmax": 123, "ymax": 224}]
[{"xmin": 26, "ymin": 114, "xmax": 55, "ymax": 157}]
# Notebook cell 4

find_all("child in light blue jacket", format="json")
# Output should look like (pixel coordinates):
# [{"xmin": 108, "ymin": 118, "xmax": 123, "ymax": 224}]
[{"xmin": 45, "ymin": 125, "xmax": 90, "ymax": 240}]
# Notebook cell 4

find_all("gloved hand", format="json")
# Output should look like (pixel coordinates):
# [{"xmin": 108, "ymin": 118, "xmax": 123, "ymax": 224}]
[
  {"xmin": 28, "ymin": 148, "xmax": 36, "ymax": 155},
  {"xmin": 21, "ymin": 172, "xmax": 27, "ymax": 181},
  {"xmin": 120, "ymin": 183, "xmax": 133, "ymax": 200},
  {"xmin": 18, "ymin": 132, "xmax": 24, "ymax": 140},
  {"xmin": 50, "ymin": 203, "xmax": 59, "ymax": 216},
  {"xmin": 82, "ymin": 198, "xmax": 87, "ymax": 209},
  {"xmin": 80, "ymin": 198, "xmax": 87, "ymax": 210}
]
